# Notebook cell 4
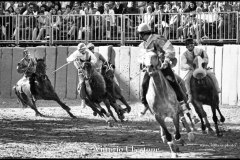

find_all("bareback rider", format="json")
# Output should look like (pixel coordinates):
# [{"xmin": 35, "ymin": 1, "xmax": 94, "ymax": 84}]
[
  {"xmin": 17, "ymin": 49, "xmax": 37, "ymax": 77},
  {"xmin": 66, "ymin": 43, "xmax": 98, "ymax": 107},
  {"xmin": 181, "ymin": 38, "xmax": 221, "ymax": 103},
  {"xmin": 137, "ymin": 23, "xmax": 198, "ymax": 121}
]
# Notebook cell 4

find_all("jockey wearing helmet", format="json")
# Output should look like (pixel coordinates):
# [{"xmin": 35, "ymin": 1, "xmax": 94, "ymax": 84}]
[
  {"xmin": 181, "ymin": 38, "xmax": 221, "ymax": 103},
  {"xmin": 137, "ymin": 23, "xmax": 198, "ymax": 121},
  {"xmin": 66, "ymin": 43, "xmax": 98, "ymax": 107},
  {"xmin": 86, "ymin": 43, "xmax": 107, "ymax": 72},
  {"xmin": 17, "ymin": 49, "xmax": 37, "ymax": 78}
]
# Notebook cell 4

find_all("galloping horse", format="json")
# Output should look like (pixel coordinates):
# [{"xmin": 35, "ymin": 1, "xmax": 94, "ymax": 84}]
[
  {"xmin": 101, "ymin": 61, "xmax": 131, "ymax": 114},
  {"xmin": 190, "ymin": 52, "xmax": 225, "ymax": 136},
  {"xmin": 80, "ymin": 57, "xmax": 124, "ymax": 122},
  {"xmin": 13, "ymin": 57, "xmax": 76, "ymax": 118},
  {"xmin": 142, "ymin": 50, "xmax": 195, "ymax": 158}
]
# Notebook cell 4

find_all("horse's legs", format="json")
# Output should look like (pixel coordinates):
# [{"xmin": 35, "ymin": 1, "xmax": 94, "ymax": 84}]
[
  {"xmin": 211, "ymin": 105, "xmax": 223, "ymax": 137},
  {"xmin": 109, "ymin": 101, "xmax": 125, "ymax": 122},
  {"xmin": 28, "ymin": 99, "xmax": 45, "ymax": 117},
  {"xmin": 84, "ymin": 99, "xmax": 104, "ymax": 117},
  {"xmin": 119, "ymin": 96, "xmax": 131, "ymax": 113},
  {"xmin": 192, "ymin": 101, "xmax": 207, "ymax": 133},
  {"xmin": 103, "ymin": 99, "xmax": 118, "ymax": 122},
  {"xmin": 179, "ymin": 110, "xmax": 195, "ymax": 143},
  {"xmin": 216, "ymin": 105, "xmax": 225, "ymax": 123},
  {"xmin": 52, "ymin": 93, "xmax": 76, "ymax": 118},
  {"xmin": 155, "ymin": 114, "xmax": 178, "ymax": 158}
]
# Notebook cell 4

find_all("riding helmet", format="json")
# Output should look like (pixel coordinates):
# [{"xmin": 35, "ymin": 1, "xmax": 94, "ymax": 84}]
[
  {"xmin": 137, "ymin": 23, "xmax": 151, "ymax": 33},
  {"xmin": 185, "ymin": 38, "xmax": 194, "ymax": 46}
]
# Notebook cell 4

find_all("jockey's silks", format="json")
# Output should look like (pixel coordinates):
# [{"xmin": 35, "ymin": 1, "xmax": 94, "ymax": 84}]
[{"xmin": 66, "ymin": 49, "xmax": 98, "ymax": 69}]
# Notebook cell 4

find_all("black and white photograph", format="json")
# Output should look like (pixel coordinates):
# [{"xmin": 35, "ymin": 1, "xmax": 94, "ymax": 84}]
[{"xmin": 0, "ymin": 1, "xmax": 239, "ymax": 158}]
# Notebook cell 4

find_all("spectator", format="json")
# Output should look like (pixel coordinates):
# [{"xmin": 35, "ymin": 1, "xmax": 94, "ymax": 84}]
[
  {"xmin": 51, "ymin": 8, "xmax": 61, "ymax": 40},
  {"xmin": 95, "ymin": 1, "xmax": 104, "ymax": 14},
  {"xmin": 35, "ymin": 10, "xmax": 50, "ymax": 41},
  {"xmin": 2, "ymin": 9, "xmax": 14, "ymax": 40},
  {"xmin": 113, "ymin": 1, "xmax": 124, "ymax": 14},
  {"xmin": 103, "ymin": 3, "xmax": 116, "ymax": 39},
  {"xmin": 53, "ymin": 1, "xmax": 61, "ymax": 11},
  {"xmin": 122, "ymin": 1, "xmax": 139, "ymax": 33},
  {"xmin": 168, "ymin": 7, "xmax": 182, "ymax": 39},
  {"xmin": 178, "ymin": 2, "xmax": 187, "ymax": 13},
  {"xmin": 142, "ymin": 5, "xmax": 154, "ymax": 28},
  {"xmin": 45, "ymin": 1, "xmax": 54, "ymax": 12},
  {"xmin": 184, "ymin": 1, "xmax": 197, "ymax": 13},
  {"xmin": 202, "ymin": 1, "xmax": 209, "ymax": 12},
  {"xmin": 24, "ymin": 11, "xmax": 38, "ymax": 40}
]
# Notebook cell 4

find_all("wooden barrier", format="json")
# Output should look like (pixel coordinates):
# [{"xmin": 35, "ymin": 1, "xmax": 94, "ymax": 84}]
[
  {"xmin": 0, "ymin": 45, "xmax": 239, "ymax": 106},
  {"xmin": 66, "ymin": 46, "xmax": 78, "ymax": 99},
  {"xmin": 46, "ymin": 47, "xmax": 57, "ymax": 89},
  {"xmin": 0, "ymin": 47, "xmax": 13, "ymax": 98},
  {"xmin": 11, "ymin": 47, "xmax": 24, "ymax": 98},
  {"xmin": 55, "ymin": 46, "xmax": 68, "ymax": 99}
]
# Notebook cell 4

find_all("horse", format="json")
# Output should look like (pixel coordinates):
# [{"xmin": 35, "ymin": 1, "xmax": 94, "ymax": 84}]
[
  {"xmin": 101, "ymin": 61, "xmax": 131, "ymax": 114},
  {"xmin": 80, "ymin": 57, "xmax": 123, "ymax": 123},
  {"xmin": 13, "ymin": 57, "xmax": 76, "ymax": 118},
  {"xmin": 190, "ymin": 52, "xmax": 225, "ymax": 136},
  {"xmin": 142, "ymin": 50, "xmax": 195, "ymax": 158}
]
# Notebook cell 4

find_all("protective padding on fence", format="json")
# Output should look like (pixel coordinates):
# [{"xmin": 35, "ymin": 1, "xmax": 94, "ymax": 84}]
[
  {"xmin": 55, "ymin": 46, "xmax": 68, "ymax": 99},
  {"xmin": 0, "ymin": 45, "xmax": 240, "ymax": 106},
  {"xmin": 46, "ymin": 47, "xmax": 57, "ymax": 89},
  {"xmin": 11, "ymin": 47, "xmax": 24, "ymax": 98},
  {"xmin": 66, "ymin": 46, "xmax": 78, "ymax": 100},
  {"xmin": 0, "ymin": 47, "xmax": 13, "ymax": 98}
]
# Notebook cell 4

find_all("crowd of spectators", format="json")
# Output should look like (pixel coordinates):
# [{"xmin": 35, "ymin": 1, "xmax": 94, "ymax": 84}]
[{"xmin": 0, "ymin": 1, "xmax": 239, "ymax": 43}]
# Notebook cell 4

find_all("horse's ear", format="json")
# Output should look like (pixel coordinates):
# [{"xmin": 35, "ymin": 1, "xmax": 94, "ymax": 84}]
[{"xmin": 200, "ymin": 50, "xmax": 204, "ymax": 59}]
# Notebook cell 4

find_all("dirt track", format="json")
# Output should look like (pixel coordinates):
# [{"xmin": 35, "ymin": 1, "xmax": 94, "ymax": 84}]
[{"xmin": 0, "ymin": 97, "xmax": 240, "ymax": 158}]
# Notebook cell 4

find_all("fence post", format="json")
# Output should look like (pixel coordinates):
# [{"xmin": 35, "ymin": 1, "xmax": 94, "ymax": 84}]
[
  {"xmin": 85, "ymin": 14, "xmax": 89, "ymax": 44},
  {"xmin": 237, "ymin": 12, "xmax": 239, "ymax": 44},
  {"xmin": 16, "ymin": 15, "xmax": 19, "ymax": 45},
  {"xmin": 121, "ymin": 14, "xmax": 125, "ymax": 46}
]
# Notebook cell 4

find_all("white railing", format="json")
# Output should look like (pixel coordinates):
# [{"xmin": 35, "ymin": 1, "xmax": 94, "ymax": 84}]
[{"xmin": 0, "ymin": 12, "xmax": 239, "ymax": 45}]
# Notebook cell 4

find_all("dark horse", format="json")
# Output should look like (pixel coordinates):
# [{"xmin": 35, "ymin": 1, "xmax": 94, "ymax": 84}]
[
  {"xmin": 101, "ymin": 61, "xmax": 131, "ymax": 114},
  {"xmin": 142, "ymin": 50, "xmax": 195, "ymax": 158},
  {"xmin": 190, "ymin": 52, "xmax": 225, "ymax": 136},
  {"xmin": 80, "ymin": 57, "xmax": 124, "ymax": 123},
  {"xmin": 13, "ymin": 57, "xmax": 76, "ymax": 118}
]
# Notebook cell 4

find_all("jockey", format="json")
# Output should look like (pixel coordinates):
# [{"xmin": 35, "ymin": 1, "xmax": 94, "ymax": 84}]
[
  {"xmin": 66, "ymin": 43, "xmax": 98, "ymax": 107},
  {"xmin": 86, "ymin": 43, "xmax": 120, "ymax": 86},
  {"xmin": 16, "ymin": 49, "xmax": 37, "ymax": 77},
  {"xmin": 86, "ymin": 43, "xmax": 107, "ymax": 72},
  {"xmin": 137, "ymin": 23, "xmax": 198, "ymax": 121},
  {"xmin": 181, "ymin": 38, "xmax": 221, "ymax": 103}
]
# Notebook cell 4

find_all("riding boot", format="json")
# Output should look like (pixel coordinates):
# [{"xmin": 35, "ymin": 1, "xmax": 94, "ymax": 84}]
[
  {"xmin": 185, "ymin": 73, "xmax": 192, "ymax": 103},
  {"xmin": 140, "ymin": 72, "xmax": 150, "ymax": 115}
]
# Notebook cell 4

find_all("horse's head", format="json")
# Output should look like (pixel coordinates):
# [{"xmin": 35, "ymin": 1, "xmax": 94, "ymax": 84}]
[
  {"xmin": 101, "ymin": 61, "xmax": 115, "ymax": 82},
  {"xmin": 142, "ymin": 50, "xmax": 161, "ymax": 75},
  {"xmin": 35, "ymin": 58, "xmax": 46, "ymax": 75},
  {"xmin": 192, "ymin": 54, "xmax": 207, "ymax": 80},
  {"xmin": 80, "ymin": 56, "xmax": 94, "ymax": 80}
]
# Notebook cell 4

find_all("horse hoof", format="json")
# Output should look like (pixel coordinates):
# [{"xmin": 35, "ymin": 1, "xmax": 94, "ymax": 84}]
[
  {"xmin": 194, "ymin": 118, "xmax": 200, "ymax": 124},
  {"xmin": 207, "ymin": 129, "xmax": 215, "ymax": 135},
  {"xmin": 93, "ymin": 112, "xmax": 97, "ymax": 116},
  {"xmin": 171, "ymin": 153, "xmax": 178, "ymax": 158},
  {"xmin": 108, "ymin": 121, "xmax": 113, "ymax": 127},
  {"xmin": 202, "ymin": 130, "xmax": 207, "ymax": 134},
  {"xmin": 217, "ymin": 132, "xmax": 223, "ymax": 137},
  {"xmin": 188, "ymin": 132, "xmax": 196, "ymax": 142},
  {"xmin": 176, "ymin": 138, "xmax": 185, "ymax": 146}
]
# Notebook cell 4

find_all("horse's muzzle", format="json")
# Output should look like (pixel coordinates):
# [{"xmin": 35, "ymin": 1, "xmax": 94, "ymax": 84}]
[{"xmin": 193, "ymin": 68, "xmax": 207, "ymax": 79}]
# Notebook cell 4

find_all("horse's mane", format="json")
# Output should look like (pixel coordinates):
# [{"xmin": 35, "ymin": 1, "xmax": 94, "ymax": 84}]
[{"xmin": 29, "ymin": 58, "xmax": 47, "ymax": 96}]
